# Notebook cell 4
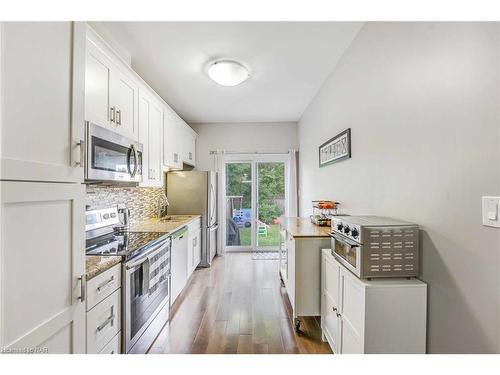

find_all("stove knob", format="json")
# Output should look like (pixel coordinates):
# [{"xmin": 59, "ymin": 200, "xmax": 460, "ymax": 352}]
[
  {"xmin": 351, "ymin": 228, "xmax": 359, "ymax": 237},
  {"xmin": 336, "ymin": 223, "xmax": 343, "ymax": 231},
  {"xmin": 344, "ymin": 226, "xmax": 350, "ymax": 234}
]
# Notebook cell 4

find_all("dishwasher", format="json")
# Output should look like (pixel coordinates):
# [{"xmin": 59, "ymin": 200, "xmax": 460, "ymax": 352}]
[{"xmin": 170, "ymin": 227, "xmax": 188, "ymax": 304}]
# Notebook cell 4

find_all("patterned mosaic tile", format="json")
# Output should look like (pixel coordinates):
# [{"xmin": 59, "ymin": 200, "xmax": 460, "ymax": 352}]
[{"xmin": 85, "ymin": 185, "xmax": 164, "ymax": 223}]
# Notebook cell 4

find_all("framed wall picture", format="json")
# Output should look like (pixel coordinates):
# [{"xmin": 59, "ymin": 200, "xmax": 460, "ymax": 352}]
[{"xmin": 319, "ymin": 128, "xmax": 351, "ymax": 167}]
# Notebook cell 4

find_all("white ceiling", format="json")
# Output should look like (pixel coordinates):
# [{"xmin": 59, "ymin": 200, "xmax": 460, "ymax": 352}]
[{"xmin": 93, "ymin": 22, "xmax": 363, "ymax": 124}]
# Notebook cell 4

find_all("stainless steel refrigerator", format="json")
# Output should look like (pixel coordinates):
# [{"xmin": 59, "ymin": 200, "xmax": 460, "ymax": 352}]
[{"xmin": 166, "ymin": 171, "xmax": 218, "ymax": 267}]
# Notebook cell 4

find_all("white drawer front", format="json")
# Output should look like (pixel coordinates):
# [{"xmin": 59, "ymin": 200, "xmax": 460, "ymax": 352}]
[
  {"xmin": 98, "ymin": 332, "xmax": 121, "ymax": 354},
  {"xmin": 87, "ymin": 264, "xmax": 121, "ymax": 311},
  {"xmin": 87, "ymin": 289, "xmax": 121, "ymax": 354}
]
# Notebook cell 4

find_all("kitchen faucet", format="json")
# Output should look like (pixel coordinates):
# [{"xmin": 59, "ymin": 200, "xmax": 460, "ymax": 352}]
[{"xmin": 157, "ymin": 191, "xmax": 170, "ymax": 219}]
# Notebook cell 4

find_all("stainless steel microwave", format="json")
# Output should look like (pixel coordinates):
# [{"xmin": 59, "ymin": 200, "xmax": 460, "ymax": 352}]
[{"xmin": 85, "ymin": 122, "xmax": 143, "ymax": 183}]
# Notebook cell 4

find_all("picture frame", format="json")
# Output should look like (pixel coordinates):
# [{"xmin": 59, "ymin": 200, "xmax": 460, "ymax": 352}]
[{"xmin": 319, "ymin": 128, "xmax": 351, "ymax": 167}]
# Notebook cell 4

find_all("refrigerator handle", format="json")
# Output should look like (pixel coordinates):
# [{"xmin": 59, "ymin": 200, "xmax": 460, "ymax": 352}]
[{"xmin": 209, "ymin": 183, "xmax": 216, "ymax": 226}]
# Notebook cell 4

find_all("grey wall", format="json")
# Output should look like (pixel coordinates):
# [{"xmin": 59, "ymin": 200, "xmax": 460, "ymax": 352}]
[
  {"xmin": 191, "ymin": 122, "xmax": 298, "ymax": 170},
  {"xmin": 298, "ymin": 22, "xmax": 500, "ymax": 353}
]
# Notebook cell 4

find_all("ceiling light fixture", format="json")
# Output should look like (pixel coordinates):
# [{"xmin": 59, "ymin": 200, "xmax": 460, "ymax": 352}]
[{"xmin": 207, "ymin": 60, "xmax": 249, "ymax": 87}]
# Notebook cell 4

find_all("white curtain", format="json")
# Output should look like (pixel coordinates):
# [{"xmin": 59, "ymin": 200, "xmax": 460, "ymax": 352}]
[
  {"xmin": 287, "ymin": 149, "xmax": 298, "ymax": 217},
  {"xmin": 213, "ymin": 150, "xmax": 226, "ymax": 255}
]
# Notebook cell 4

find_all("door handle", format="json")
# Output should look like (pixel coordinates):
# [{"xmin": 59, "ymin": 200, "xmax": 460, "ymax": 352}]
[
  {"xmin": 97, "ymin": 306, "xmax": 115, "ymax": 332},
  {"xmin": 110, "ymin": 106, "xmax": 116, "ymax": 123},
  {"xmin": 75, "ymin": 139, "xmax": 85, "ymax": 168},
  {"xmin": 78, "ymin": 274, "xmax": 86, "ymax": 302},
  {"xmin": 97, "ymin": 276, "xmax": 115, "ymax": 292},
  {"xmin": 116, "ymin": 109, "xmax": 122, "ymax": 125},
  {"xmin": 332, "ymin": 306, "xmax": 337, "ymax": 312}
]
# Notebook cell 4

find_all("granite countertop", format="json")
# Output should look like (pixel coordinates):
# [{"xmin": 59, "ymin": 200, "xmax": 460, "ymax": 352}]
[
  {"xmin": 85, "ymin": 215, "xmax": 201, "ymax": 279},
  {"xmin": 280, "ymin": 217, "xmax": 331, "ymax": 238},
  {"xmin": 86, "ymin": 256, "xmax": 122, "ymax": 280},
  {"xmin": 129, "ymin": 215, "xmax": 201, "ymax": 234}
]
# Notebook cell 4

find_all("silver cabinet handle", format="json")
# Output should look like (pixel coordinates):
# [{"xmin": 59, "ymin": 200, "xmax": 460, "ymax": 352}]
[
  {"xmin": 78, "ymin": 274, "xmax": 86, "ymax": 302},
  {"xmin": 110, "ymin": 106, "xmax": 116, "ymax": 123},
  {"xmin": 116, "ymin": 109, "xmax": 122, "ymax": 125},
  {"xmin": 336, "ymin": 312, "xmax": 341, "ymax": 318},
  {"xmin": 332, "ymin": 306, "xmax": 337, "ymax": 312},
  {"xmin": 75, "ymin": 139, "xmax": 85, "ymax": 167},
  {"xmin": 97, "ymin": 276, "xmax": 114, "ymax": 292},
  {"xmin": 97, "ymin": 308, "xmax": 115, "ymax": 332}
]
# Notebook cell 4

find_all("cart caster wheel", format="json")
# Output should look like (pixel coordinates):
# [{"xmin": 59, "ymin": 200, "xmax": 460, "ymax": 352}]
[{"xmin": 294, "ymin": 319, "xmax": 301, "ymax": 332}]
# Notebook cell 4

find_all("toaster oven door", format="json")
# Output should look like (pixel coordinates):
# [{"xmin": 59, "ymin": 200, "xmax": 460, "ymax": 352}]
[{"xmin": 330, "ymin": 233, "xmax": 361, "ymax": 278}]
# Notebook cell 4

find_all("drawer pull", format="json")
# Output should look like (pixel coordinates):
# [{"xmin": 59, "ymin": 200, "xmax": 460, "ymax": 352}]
[
  {"xmin": 336, "ymin": 312, "xmax": 341, "ymax": 318},
  {"xmin": 97, "ymin": 312, "xmax": 115, "ymax": 332},
  {"xmin": 332, "ymin": 306, "xmax": 337, "ymax": 312},
  {"xmin": 97, "ymin": 276, "xmax": 115, "ymax": 292}
]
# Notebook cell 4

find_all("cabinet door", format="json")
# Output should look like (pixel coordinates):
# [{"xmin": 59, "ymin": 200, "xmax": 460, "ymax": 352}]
[
  {"xmin": 1, "ymin": 22, "xmax": 85, "ymax": 183},
  {"xmin": 340, "ymin": 269, "xmax": 365, "ymax": 353},
  {"xmin": 0, "ymin": 181, "xmax": 85, "ymax": 353},
  {"xmin": 321, "ymin": 253, "xmax": 341, "ymax": 353},
  {"xmin": 193, "ymin": 228, "xmax": 201, "ymax": 267},
  {"xmin": 111, "ymin": 69, "xmax": 139, "ymax": 140},
  {"xmin": 163, "ymin": 108, "xmax": 182, "ymax": 169},
  {"xmin": 149, "ymin": 101, "xmax": 163, "ymax": 185},
  {"xmin": 187, "ymin": 231, "xmax": 194, "ymax": 277},
  {"xmin": 85, "ymin": 39, "xmax": 112, "ymax": 130}
]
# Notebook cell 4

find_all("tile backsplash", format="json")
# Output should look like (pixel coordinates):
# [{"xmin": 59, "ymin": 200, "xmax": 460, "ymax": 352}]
[{"xmin": 86, "ymin": 185, "xmax": 164, "ymax": 223}]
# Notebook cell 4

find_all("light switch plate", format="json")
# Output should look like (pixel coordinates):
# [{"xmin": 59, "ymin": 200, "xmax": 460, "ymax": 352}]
[{"xmin": 482, "ymin": 196, "xmax": 500, "ymax": 227}]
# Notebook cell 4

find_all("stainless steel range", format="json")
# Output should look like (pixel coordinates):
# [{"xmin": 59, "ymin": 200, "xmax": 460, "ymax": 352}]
[
  {"xmin": 85, "ymin": 207, "xmax": 171, "ymax": 353},
  {"xmin": 330, "ymin": 216, "xmax": 419, "ymax": 279}
]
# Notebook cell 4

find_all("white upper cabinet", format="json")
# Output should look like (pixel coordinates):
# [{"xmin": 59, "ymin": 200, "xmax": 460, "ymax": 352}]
[
  {"xmin": 84, "ymin": 24, "xmax": 196, "ymax": 171},
  {"xmin": 139, "ymin": 89, "xmax": 164, "ymax": 187},
  {"xmin": 110, "ymin": 68, "xmax": 139, "ymax": 140},
  {"xmin": 85, "ymin": 29, "xmax": 139, "ymax": 141},
  {"xmin": 181, "ymin": 122, "xmax": 197, "ymax": 167},
  {"xmin": 0, "ymin": 22, "xmax": 86, "ymax": 183},
  {"xmin": 163, "ymin": 107, "xmax": 183, "ymax": 170},
  {"xmin": 85, "ymin": 39, "xmax": 112, "ymax": 129}
]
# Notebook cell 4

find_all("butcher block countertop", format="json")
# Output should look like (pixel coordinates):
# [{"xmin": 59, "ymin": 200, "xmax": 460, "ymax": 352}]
[
  {"xmin": 280, "ymin": 217, "xmax": 331, "ymax": 238},
  {"xmin": 129, "ymin": 214, "xmax": 201, "ymax": 234}
]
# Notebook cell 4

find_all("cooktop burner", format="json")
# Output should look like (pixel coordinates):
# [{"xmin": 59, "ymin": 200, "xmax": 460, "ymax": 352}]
[{"xmin": 86, "ymin": 231, "xmax": 167, "ymax": 261}]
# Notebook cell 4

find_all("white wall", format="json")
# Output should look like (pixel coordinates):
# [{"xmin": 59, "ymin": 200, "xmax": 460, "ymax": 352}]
[
  {"xmin": 298, "ymin": 22, "xmax": 500, "ymax": 353},
  {"xmin": 191, "ymin": 122, "xmax": 298, "ymax": 170}
]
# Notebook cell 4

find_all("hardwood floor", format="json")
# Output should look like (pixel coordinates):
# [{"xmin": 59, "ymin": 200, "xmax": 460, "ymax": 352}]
[{"xmin": 148, "ymin": 252, "xmax": 332, "ymax": 354}]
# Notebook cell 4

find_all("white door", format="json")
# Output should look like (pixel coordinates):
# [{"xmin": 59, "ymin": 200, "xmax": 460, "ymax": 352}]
[
  {"xmin": 148, "ymin": 101, "xmax": 163, "ymax": 185},
  {"xmin": 340, "ymin": 270, "xmax": 365, "ymax": 354},
  {"xmin": 85, "ymin": 39, "xmax": 112, "ymax": 130},
  {"xmin": 163, "ymin": 108, "xmax": 182, "ymax": 169},
  {"xmin": 322, "ymin": 254, "xmax": 341, "ymax": 353},
  {"xmin": 111, "ymin": 69, "xmax": 139, "ymax": 140},
  {"xmin": 0, "ymin": 181, "xmax": 86, "ymax": 353},
  {"xmin": 139, "ymin": 91, "xmax": 163, "ymax": 187},
  {"xmin": 1, "ymin": 22, "xmax": 85, "ymax": 183}
]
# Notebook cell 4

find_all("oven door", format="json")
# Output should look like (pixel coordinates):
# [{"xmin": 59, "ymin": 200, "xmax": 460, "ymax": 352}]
[
  {"xmin": 123, "ymin": 238, "xmax": 171, "ymax": 353},
  {"xmin": 85, "ymin": 122, "xmax": 143, "ymax": 183},
  {"xmin": 330, "ymin": 232, "xmax": 362, "ymax": 278}
]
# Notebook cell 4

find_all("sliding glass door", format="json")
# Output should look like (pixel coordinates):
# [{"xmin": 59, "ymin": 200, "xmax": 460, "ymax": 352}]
[{"xmin": 224, "ymin": 154, "xmax": 288, "ymax": 252}]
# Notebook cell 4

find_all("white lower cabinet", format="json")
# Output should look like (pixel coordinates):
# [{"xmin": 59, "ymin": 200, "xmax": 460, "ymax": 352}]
[
  {"xmin": 0, "ymin": 181, "xmax": 86, "ymax": 353},
  {"xmin": 321, "ymin": 249, "xmax": 427, "ymax": 354},
  {"xmin": 86, "ymin": 264, "xmax": 122, "ymax": 354},
  {"xmin": 187, "ymin": 218, "xmax": 202, "ymax": 276},
  {"xmin": 171, "ymin": 227, "xmax": 189, "ymax": 304}
]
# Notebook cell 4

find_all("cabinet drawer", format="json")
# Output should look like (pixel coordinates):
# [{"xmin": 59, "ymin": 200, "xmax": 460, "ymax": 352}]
[
  {"xmin": 87, "ymin": 289, "xmax": 121, "ymax": 354},
  {"xmin": 86, "ymin": 264, "xmax": 121, "ymax": 311},
  {"xmin": 98, "ymin": 332, "xmax": 121, "ymax": 354}
]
